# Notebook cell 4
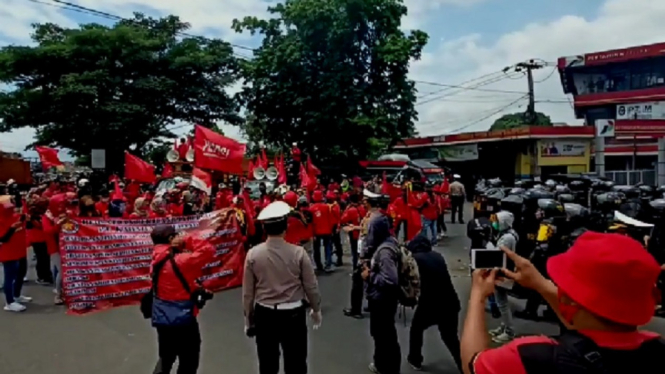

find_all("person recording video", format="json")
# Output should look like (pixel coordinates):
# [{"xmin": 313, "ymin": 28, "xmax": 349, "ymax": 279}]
[{"xmin": 148, "ymin": 224, "xmax": 216, "ymax": 374}]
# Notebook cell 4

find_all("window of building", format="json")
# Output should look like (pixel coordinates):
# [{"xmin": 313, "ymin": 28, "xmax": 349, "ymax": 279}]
[{"xmin": 569, "ymin": 56, "xmax": 665, "ymax": 95}]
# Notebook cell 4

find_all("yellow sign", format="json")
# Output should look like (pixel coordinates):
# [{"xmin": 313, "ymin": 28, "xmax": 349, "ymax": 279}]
[{"xmin": 536, "ymin": 224, "xmax": 553, "ymax": 242}]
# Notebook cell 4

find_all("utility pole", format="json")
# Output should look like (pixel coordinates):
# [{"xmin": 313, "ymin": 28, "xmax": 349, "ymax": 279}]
[{"xmin": 514, "ymin": 60, "xmax": 547, "ymax": 124}]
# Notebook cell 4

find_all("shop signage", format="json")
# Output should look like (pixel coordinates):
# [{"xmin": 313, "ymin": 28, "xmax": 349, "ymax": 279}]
[
  {"xmin": 539, "ymin": 140, "xmax": 586, "ymax": 157},
  {"xmin": 616, "ymin": 101, "xmax": 665, "ymax": 120},
  {"xmin": 438, "ymin": 144, "xmax": 478, "ymax": 162}
]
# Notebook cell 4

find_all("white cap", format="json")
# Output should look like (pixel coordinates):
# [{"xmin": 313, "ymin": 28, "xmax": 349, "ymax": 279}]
[
  {"xmin": 453, "ymin": 174, "xmax": 461, "ymax": 179},
  {"xmin": 363, "ymin": 189, "xmax": 381, "ymax": 199},
  {"xmin": 78, "ymin": 179, "xmax": 89, "ymax": 187},
  {"xmin": 292, "ymin": 142, "xmax": 297, "ymax": 146},
  {"xmin": 257, "ymin": 201, "xmax": 291, "ymax": 221},
  {"xmin": 7, "ymin": 179, "xmax": 15, "ymax": 185}
]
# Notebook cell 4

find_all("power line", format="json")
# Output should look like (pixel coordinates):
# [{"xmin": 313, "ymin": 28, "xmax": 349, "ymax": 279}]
[
  {"xmin": 26, "ymin": 0, "xmax": 256, "ymax": 59},
  {"xmin": 415, "ymin": 69, "xmax": 507, "ymax": 100},
  {"xmin": 534, "ymin": 67, "xmax": 557, "ymax": 83},
  {"xmin": 433, "ymin": 94, "xmax": 529, "ymax": 134}
]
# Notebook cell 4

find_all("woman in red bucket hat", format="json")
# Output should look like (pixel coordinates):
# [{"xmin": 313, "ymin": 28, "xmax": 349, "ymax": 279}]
[{"xmin": 460, "ymin": 231, "xmax": 665, "ymax": 374}]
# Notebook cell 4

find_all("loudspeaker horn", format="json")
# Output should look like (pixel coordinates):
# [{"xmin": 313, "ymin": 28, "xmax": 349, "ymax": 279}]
[
  {"xmin": 166, "ymin": 149, "xmax": 179, "ymax": 162},
  {"xmin": 185, "ymin": 148, "xmax": 195, "ymax": 162},
  {"xmin": 266, "ymin": 166, "xmax": 279, "ymax": 181},
  {"xmin": 253, "ymin": 167, "xmax": 266, "ymax": 180}
]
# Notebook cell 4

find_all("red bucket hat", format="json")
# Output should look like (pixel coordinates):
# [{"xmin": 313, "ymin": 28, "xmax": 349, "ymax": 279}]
[{"xmin": 547, "ymin": 231, "xmax": 661, "ymax": 326}]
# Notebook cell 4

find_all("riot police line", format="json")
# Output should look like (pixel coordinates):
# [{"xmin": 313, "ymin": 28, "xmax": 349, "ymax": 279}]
[{"xmin": 469, "ymin": 175, "xmax": 665, "ymax": 319}]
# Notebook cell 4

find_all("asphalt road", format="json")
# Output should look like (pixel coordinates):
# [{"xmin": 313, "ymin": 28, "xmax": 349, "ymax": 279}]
[{"xmin": 1, "ymin": 204, "xmax": 663, "ymax": 374}]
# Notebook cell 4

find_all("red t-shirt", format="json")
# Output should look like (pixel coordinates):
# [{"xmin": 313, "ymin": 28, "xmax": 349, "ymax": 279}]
[{"xmin": 472, "ymin": 330, "xmax": 661, "ymax": 374}]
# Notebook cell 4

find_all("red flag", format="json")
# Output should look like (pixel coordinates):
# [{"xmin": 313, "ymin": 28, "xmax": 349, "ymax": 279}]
[
  {"xmin": 111, "ymin": 176, "xmax": 124, "ymax": 201},
  {"xmin": 299, "ymin": 163, "xmax": 310, "ymax": 190},
  {"xmin": 277, "ymin": 154, "xmax": 287, "ymax": 184},
  {"xmin": 124, "ymin": 152, "xmax": 156, "ymax": 184},
  {"xmin": 35, "ymin": 146, "xmax": 63, "ymax": 171},
  {"xmin": 193, "ymin": 125, "xmax": 246, "ymax": 174},
  {"xmin": 247, "ymin": 159, "xmax": 256, "ymax": 180},
  {"xmin": 162, "ymin": 163, "xmax": 174, "ymax": 178},
  {"xmin": 259, "ymin": 147, "xmax": 268, "ymax": 169},
  {"xmin": 306, "ymin": 156, "xmax": 321, "ymax": 176},
  {"xmin": 191, "ymin": 168, "xmax": 212, "ymax": 195}
]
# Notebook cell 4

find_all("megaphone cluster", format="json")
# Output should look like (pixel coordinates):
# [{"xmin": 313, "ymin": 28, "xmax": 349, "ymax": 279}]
[{"xmin": 253, "ymin": 165, "xmax": 279, "ymax": 181}]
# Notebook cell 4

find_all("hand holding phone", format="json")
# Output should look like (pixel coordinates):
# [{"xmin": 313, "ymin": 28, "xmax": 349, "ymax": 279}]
[{"xmin": 471, "ymin": 249, "xmax": 506, "ymax": 270}]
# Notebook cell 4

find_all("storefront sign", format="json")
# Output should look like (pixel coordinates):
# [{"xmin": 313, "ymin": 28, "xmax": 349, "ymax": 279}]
[
  {"xmin": 616, "ymin": 101, "xmax": 665, "ymax": 120},
  {"xmin": 539, "ymin": 140, "xmax": 586, "ymax": 157},
  {"xmin": 438, "ymin": 144, "xmax": 478, "ymax": 162},
  {"xmin": 614, "ymin": 119, "xmax": 665, "ymax": 136}
]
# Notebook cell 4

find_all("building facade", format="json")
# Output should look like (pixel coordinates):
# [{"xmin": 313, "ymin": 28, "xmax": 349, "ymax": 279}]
[
  {"xmin": 394, "ymin": 126, "xmax": 593, "ymax": 181},
  {"xmin": 558, "ymin": 41, "xmax": 665, "ymax": 185}
]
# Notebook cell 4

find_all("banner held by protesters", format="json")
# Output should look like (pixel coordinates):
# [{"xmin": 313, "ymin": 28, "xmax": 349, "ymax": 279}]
[{"xmin": 59, "ymin": 209, "xmax": 245, "ymax": 315}]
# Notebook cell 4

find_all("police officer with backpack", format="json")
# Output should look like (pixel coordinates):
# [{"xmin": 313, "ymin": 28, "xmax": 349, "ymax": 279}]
[{"xmin": 461, "ymin": 232, "xmax": 665, "ymax": 374}]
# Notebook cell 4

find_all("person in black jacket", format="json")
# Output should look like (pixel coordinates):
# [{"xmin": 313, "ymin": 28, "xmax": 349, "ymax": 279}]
[{"xmin": 406, "ymin": 233, "xmax": 462, "ymax": 372}]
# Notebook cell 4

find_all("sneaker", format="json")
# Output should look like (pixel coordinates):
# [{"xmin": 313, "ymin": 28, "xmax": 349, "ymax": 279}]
[
  {"xmin": 15, "ymin": 295, "xmax": 32, "ymax": 303},
  {"xmin": 368, "ymin": 362, "xmax": 380, "ymax": 374},
  {"xmin": 4, "ymin": 302, "xmax": 26, "ymax": 312},
  {"xmin": 489, "ymin": 325, "xmax": 504, "ymax": 337},
  {"xmin": 407, "ymin": 358, "xmax": 423, "ymax": 371},
  {"xmin": 492, "ymin": 332, "xmax": 515, "ymax": 344},
  {"xmin": 343, "ymin": 308, "xmax": 364, "ymax": 319},
  {"xmin": 54, "ymin": 296, "xmax": 64, "ymax": 305},
  {"xmin": 23, "ymin": 277, "xmax": 29, "ymax": 282},
  {"xmin": 324, "ymin": 266, "xmax": 334, "ymax": 273},
  {"xmin": 36, "ymin": 279, "xmax": 52, "ymax": 286}
]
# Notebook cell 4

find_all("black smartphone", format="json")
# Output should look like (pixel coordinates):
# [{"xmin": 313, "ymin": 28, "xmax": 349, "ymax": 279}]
[{"xmin": 471, "ymin": 249, "xmax": 506, "ymax": 269}]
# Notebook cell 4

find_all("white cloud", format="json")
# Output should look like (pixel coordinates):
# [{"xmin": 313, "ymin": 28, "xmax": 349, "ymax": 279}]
[
  {"xmin": 412, "ymin": 0, "xmax": 665, "ymax": 136},
  {"xmin": 1, "ymin": 0, "xmax": 663, "ymax": 153}
]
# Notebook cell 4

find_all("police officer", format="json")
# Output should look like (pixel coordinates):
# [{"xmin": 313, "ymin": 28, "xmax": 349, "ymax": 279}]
[
  {"xmin": 243, "ymin": 201, "xmax": 322, "ymax": 374},
  {"xmin": 343, "ymin": 189, "xmax": 386, "ymax": 319}
]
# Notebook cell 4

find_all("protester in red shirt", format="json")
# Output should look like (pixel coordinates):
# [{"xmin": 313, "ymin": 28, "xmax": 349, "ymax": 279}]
[
  {"xmin": 309, "ymin": 190, "xmax": 334, "ymax": 271},
  {"xmin": 340, "ymin": 193, "xmax": 362, "ymax": 268},
  {"xmin": 148, "ymin": 197, "xmax": 168, "ymax": 218},
  {"xmin": 42, "ymin": 194, "xmax": 68, "ymax": 305},
  {"xmin": 149, "ymin": 224, "xmax": 216, "ymax": 374},
  {"xmin": 95, "ymin": 192, "xmax": 110, "ymax": 218},
  {"xmin": 0, "ymin": 195, "xmax": 30, "ymax": 312},
  {"xmin": 129, "ymin": 197, "xmax": 150, "ymax": 219},
  {"xmin": 326, "ymin": 190, "xmax": 344, "ymax": 266},
  {"xmin": 461, "ymin": 232, "xmax": 665, "ymax": 374},
  {"xmin": 433, "ymin": 185, "xmax": 447, "ymax": 238},
  {"xmin": 415, "ymin": 187, "xmax": 439, "ymax": 245},
  {"xmin": 26, "ymin": 197, "xmax": 52, "ymax": 285}
]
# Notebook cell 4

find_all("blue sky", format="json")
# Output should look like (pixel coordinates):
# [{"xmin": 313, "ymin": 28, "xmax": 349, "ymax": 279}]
[{"xmin": 1, "ymin": 0, "xmax": 663, "ymax": 160}]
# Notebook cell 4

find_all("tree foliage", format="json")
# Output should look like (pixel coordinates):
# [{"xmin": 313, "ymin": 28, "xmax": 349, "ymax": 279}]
[
  {"xmin": 490, "ymin": 111, "xmax": 553, "ymax": 131},
  {"xmin": 232, "ymin": 0, "xmax": 428, "ymax": 165},
  {"xmin": 0, "ymin": 14, "xmax": 241, "ymax": 172}
]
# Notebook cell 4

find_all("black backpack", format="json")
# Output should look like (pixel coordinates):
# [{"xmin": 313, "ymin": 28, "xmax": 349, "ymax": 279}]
[{"xmin": 518, "ymin": 331, "xmax": 665, "ymax": 374}]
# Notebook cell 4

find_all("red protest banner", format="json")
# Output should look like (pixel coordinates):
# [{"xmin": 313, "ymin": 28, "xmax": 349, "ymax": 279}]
[{"xmin": 59, "ymin": 209, "xmax": 245, "ymax": 315}]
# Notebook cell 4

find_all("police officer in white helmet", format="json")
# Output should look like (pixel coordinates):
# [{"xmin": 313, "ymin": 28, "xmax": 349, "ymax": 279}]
[{"xmin": 243, "ymin": 201, "xmax": 322, "ymax": 374}]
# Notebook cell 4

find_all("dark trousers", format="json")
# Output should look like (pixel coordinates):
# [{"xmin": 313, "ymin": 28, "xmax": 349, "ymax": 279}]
[
  {"xmin": 255, "ymin": 304, "xmax": 308, "ymax": 374},
  {"xmin": 349, "ymin": 265, "xmax": 365, "ymax": 314},
  {"xmin": 437, "ymin": 214, "xmax": 447, "ymax": 234},
  {"xmin": 348, "ymin": 233, "xmax": 358, "ymax": 268},
  {"xmin": 153, "ymin": 322, "xmax": 201, "ymax": 374},
  {"xmin": 451, "ymin": 196, "xmax": 464, "ymax": 223},
  {"xmin": 32, "ymin": 242, "xmax": 52, "ymax": 282},
  {"xmin": 2, "ymin": 259, "xmax": 25, "ymax": 304},
  {"xmin": 313, "ymin": 235, "xmax": 332, "ymax": 269},
  {"xmin": 332, "ymin": 230, "xmax": 343, "ymax": 265},
  {"xmin": 408, "ymin": 307, "xmax": 462, "ymax": 372},
  {"xmin": 369, "ymin": 299, "xmax": 401, "ymax": 374}
]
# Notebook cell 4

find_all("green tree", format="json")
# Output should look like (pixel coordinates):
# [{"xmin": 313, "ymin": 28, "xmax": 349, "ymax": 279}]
[
  {"xmin": 490, "ymin": 111, "xmax": 553, "ymax": 131},
  {"xmin": 0, "ymin": 13, "xmax": 242, "ymax": 173},
  {"xmin": 233, "ymin": 0, "xmax": 428, "ymax": 165}
]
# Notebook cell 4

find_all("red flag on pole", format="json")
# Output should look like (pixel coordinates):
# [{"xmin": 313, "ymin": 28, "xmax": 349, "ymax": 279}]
[
  {"xmin": 193, "ymin": 125, "xmax": 246, "ymax": 174},
  {"xmin": 35, "ymin": 146, "xmax": 63, "ymax": 171},
  {"xmin": 124, "ymin": 152, "xmax": 156, "ymax": 184},
  {"xmin": 162, "ymin": 163, "xmax": 174, "ymax": 178},
  {"xmin": 306, "ymin": 156, "xmax": 321, "ymax": 176}
]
